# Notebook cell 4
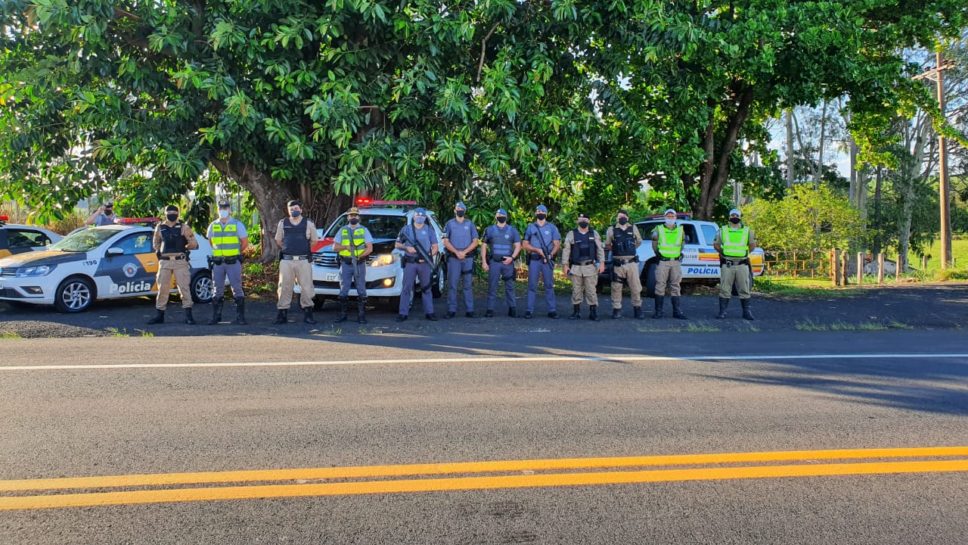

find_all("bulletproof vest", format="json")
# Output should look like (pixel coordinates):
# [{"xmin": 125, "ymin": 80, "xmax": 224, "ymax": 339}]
[
  {"xmin": 486, "ymin": 225, "xmax": 513, "ymax": 258},
  {"xmin": 282, "ymin": 218, "xmax": 311, "ymax": 257},
  {"xmin": 612, "ymin": 226, "xmax": 636, "ymax": 257},
  {"xmin": 570, "ymin": 229, "xmax": 594, "ymax": 264},
  {"xmin": 159, "ymin": 222, "xmax": 187, "ymax": 255}
]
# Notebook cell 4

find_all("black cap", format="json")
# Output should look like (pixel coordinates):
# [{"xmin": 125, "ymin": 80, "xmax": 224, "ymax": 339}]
[
  {"xmin": 165, "ymin": 205, "xmax": 178, "ymax": 212},
  {"xmin": 104, "ymin": 202, "xmax": 114, "ymax": 208},
  {"xmin": 217, "ymin": 200, "xmax": 231, "ymax": 209},
  {"xmin": 617, "ymin": 209, "xmax": 628, "ymax": 216},
  {"xmin": 577, "ymin": 213, "xmax": 590, "ymax": 220},
  {"xmin": 287, "ymin": 199, "xmax": 301, "ymax": 207}
]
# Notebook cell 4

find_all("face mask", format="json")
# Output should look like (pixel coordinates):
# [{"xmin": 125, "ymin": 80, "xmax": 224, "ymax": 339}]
[
  {"xmin": 166, "ymin": 213, "xmax": 179, "ymax": 222},
  {"xmin": 455, "ymin": 210, "xmax": 465, "ymax": 218},
  {"xmin": 618, "ymin": 217, "xmax": 628, "ymax": 225},
  {"xmin": 496, "ymin": 217, "xmax": 507, "ymax": 224},
  {"xmin": 414, "ymin": 216, "xmax": 425, "ymax": 225},
  {"xmin": 218, "ymin": 210, "xmax": 229, "ymax": 219},
  {"xmin": 729, "ymin": 217, "xmax": 741, "ymax": 225},
  {"xmin": 104, "ymin": 209, "xmax": 113, "ymax": 216},
  {"xmin": 578, "ymin": 221, "xmax": 589, "ymax": 229},
  {"xmin": 665, "ymin": 220, "xmax": 675, "ymax": 228},
  {"xmin": 536, "ymin": 213, "xmax": 546, "ymax": 221},
  {"xmin": 290, "ymin": 210, "xmax": 301, "ymax": 218},
  {"xmin": 348, "ymin": 217, "xmax": 359, "ymax": 225}
]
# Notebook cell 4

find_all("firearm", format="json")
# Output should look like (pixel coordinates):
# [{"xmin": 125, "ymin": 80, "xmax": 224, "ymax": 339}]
[
  {"xmin": 403, "ymin": 225, "xmax": 439, "ymax": 294},
  {"xmin": 349, "ymin": 229, "xmax": 359, "ymax": 269}
]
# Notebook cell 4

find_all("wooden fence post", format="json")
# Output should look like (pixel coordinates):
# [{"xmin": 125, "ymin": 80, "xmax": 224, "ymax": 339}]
[
  {"xmin": 856, "ymin": 252, "xmax": 864, "ymax": 285},
  {"xmin": 877, "ymin": 253, "xmax": 885, "ymax": 284},
  {"xmin": 830, "ymin": 249, "xmax": 839, "ymax": 286},
  {"xmin": 841, "ymin": 250, "xmax": 849, "ymax": 285}
]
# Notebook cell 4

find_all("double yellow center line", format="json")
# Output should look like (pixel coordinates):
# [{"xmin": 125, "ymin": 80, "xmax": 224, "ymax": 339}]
[{"xmin": 2, "ymin": 447, "xmax": 967, "ymax": 511}]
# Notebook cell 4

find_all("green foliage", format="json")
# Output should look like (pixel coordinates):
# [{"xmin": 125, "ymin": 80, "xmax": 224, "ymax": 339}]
[{"xmin": 745, "ymin": 184, "xmax": 866, "ymax": 252}]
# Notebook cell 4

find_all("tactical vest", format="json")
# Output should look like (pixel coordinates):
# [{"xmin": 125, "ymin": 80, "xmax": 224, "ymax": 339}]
[
  {"xmin": 486, "ymin": 225, "xmax": 513, "ymax": 258},
  {"xmin": 720, "ymin": 226, "xmax": 750, "ymax": 257},
  {"xmin": 570, "ymin": 229, "xmax": 594, "ymax": 264},
  {"xmin": 612, "ymin": 226, "xmax": 637, "ymax": 257},
  {"xmin": 282, "ymin": 218, "xmax": 311, "ymax": 257},
  {"xmin": 338, "ymin": 227, "xmax": 367, "ymax": 257},
  {"xmin": 159, "ymin": 222, "xmax": 188, "ymax": 255},
  {"xmin": 656, "ymin": 225, "xmax": 684, "ymax": 259},
  {"xmin": 211, "ymin": 221, "xmax": 241, "ymax": 257}
]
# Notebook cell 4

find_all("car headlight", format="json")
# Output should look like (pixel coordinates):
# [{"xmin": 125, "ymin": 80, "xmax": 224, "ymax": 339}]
[
  {"xmin": 17, "ymin": 265, "xmax": 55, "ymax": 277},
  {"xmin": 369, "ymin": 253, "xmax": 396, "ymax": 268}
]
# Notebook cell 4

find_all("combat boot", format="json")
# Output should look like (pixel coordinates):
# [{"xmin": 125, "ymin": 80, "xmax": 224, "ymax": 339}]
[
  {"xmin": 485, "ymin": 309, "xmax": 494, "ymax": 318},
  {"xmin": 303, "ymin": 307, "xmax": 316, "ymax": 324},
  {"xmin": 588, "ymin": 305, "xmax": 599, "ymax": 321},
  {"xmin": 273, "ymin": 309, "xmax": 288, "ymax": 324},
  {"xmin": 208, "ymin": 299, "xmax": 223, "ymax": 325},
  {"xmin": 652, "ymin": 296, "xmax": 664, "ymax": 319},
  {"xmin": 147, "ymin": 309, "xmax": 165, "ymax": 325},
  {"xmin": 741, "ymin": 298, "xmax": 755, "ymax": 321},
  {"xmin": 334, "ymin": 297, "xmax": 349, "ymax": 323},
  {"xmin": 569, "ymin": 304, "xmax": 581, "ymax": 320},
  {"xmin": 612, "ymin": 308, "xmax": 622, "ymax": 319},
  {"xmin": 671, "ymin": 296, "xmax": 687, "ymax": 320},
  {"xmin": 508, "ymin": 307, "xmax": 517, "ymax": 318},
  {"xmin": 716, "ymin": 298, "xmax": 729, "ymax": 319},
  {"xmin": 234, "ymin": 296, "xmax": 247, "ymax": 325},
  {"xmin": 633, "ymin": 306, "xmax": 643, "ymax": 319},
  {"xmin": 184, "ymin": 308, "xmax": 196, "ymax": 325},
  {"xmin": 357, "ymin": 297, "xmax": 368, "ymax": 324}
]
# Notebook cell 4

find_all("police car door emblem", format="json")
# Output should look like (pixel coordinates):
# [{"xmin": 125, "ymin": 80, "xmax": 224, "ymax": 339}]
[{"xmin": 123, "ymin": 263, "xmax": 139, "ymax": 278}]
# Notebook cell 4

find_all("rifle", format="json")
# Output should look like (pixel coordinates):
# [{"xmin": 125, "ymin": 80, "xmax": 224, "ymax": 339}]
[
  {"xmin": 532, "ymin": 223, "xmax": 552, "ymax": 265},
  {"xmin": 403, "ymin": 224, "xmax": 439, "ymax": 294},
  {"xmin": 349, "ymin": 227, "xmax": 360, "ymax": 269}
]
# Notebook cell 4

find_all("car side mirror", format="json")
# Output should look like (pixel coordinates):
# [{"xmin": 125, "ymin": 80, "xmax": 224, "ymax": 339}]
[{"xmin": 106, "ymin": 247, "xmax": 124, "ymax": 256}]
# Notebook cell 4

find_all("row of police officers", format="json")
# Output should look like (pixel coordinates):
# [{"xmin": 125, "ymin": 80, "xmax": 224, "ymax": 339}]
[{"xmin": 144, "ymin": 200, "xmax": 757, "ymax": 324}]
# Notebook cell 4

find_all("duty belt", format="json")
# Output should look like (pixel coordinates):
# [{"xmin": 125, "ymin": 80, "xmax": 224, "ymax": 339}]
[
  {"xmin": 658, "ymin": 256, "xmax": 680, "ymax": 262},
  {"xmin": 490, "ymin": 256, "xmax": 510, "ymax": 263},
  {"xmin": 281, "ymin": 255, "xmax": 310, "ymax": 261},
  {"xmin": 160, "ymin": 254, "xmax": 187, "ymax": 261},
  {"xmin": 340, "ymin": 257, "xmax": 365, "ymax": 264},
  {"xmin": 613, "ymin": 257, "xmax": 637, "ymax": 264},
  {"xmin": 211, "ymin": 257, "xmax": 239, "ymax": 265},
  {"xmin": 572, "ymin": 260, "xmax": 594, "ymax": 266},
  {"xmin": 405, "ymin": 257, "xmax": 427, "ymax": 264},
  {"xmin": 724, "ymin": 258, "xmax": 749, "ymax": 266}
]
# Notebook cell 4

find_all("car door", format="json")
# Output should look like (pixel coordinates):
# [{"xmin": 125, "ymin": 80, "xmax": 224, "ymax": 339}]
[{"xmin": 94, "ymin": 232, "xmax": 159, "ymax": 299}]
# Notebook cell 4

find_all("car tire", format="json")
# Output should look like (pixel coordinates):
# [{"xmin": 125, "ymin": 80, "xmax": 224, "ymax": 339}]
[
  {"xmin": 642, "ymin": 261, "xmax": 657, "ymax": 299},
  {"xmin": 191, "ymin": 271, "xmax": 214, "ymax": 304},
  {"xmin": 54, "ymin": 276, "xmax": 95, "ymax": 313}
]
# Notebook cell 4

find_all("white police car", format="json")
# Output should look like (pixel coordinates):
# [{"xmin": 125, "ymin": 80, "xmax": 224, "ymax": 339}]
[
  {"xmin": 0, "ymin": 215, "xmax": 62, "ymax": 258},
  {"xmin": 0, "ymin": 222, "xmax": 214, "ymax": 312}
]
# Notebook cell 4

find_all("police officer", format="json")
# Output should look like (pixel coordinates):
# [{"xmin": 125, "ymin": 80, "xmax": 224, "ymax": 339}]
[
  {"xmin": 651, "ymin": 209, "xmax": 687, "ymax": 319},
  {"xmin": 273, "ymin": 200, "xmax": 319, "ymax": 325},
  {"xmin": 562, "ymin": 213, "xmax": 605, "ymax": 320},
  {"xmin": 605, "ymin": 209, "xmax": 644, "ymax": 319},
  {"xmin": 395, "ymin": 207, "xmax": 439, "ymax": 322},
  {"xmin": 85, "ymin": 201, "xmax": 117, "ymax": 226},
  {"xmin": 522, "ymin": 204, "xmax": 561, "ymax": 319},
  {"xmin": 333, "ymin": 207, "xmax": 373, "ymax": 324},
  {"xmin": 480, "ymin": 208, "xmax": 521, "ymax": 318},
  {"xmin": 206, "ymin": 200, "xmax": 249, "ymax": 325},
  {"xmin": 713, "ymin": 208, "xmax": 758, "ymax": 320},
  {"xmin": 147, "ymin": 205, "xmax": 199, "ymax": 325},
  {"xmin": 443, "ymin": 202, "xmax": 480, "ymax": 318}
]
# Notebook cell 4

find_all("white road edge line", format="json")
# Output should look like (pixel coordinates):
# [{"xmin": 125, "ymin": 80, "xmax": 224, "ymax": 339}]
[{"xmin": 1, "ymin": 353, "xmax": 968, "ymax": 371}]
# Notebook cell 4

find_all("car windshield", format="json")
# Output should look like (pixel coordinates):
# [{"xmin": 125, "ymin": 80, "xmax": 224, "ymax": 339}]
[
  {"xmin": 49, "ymin": 228, "xmax": 118, "ymax": 252},
  {"xmin": 324, "ymin": 215, "xmax": 408, "ymax": 240}
]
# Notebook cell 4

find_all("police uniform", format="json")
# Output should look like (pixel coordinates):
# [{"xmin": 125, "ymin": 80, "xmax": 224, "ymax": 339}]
[
  {"xmin": 481, "ymin": 209, "xmax": 521, "ymax": 318},
  {"xmin": 206, "ymin": 205, "xmax": 248, "ymax": 325},
  {"xmin": 443, "ymin": 202, "xmax": 479, "ymax": 318},
  {"xmin": 93, "ymin": 213, "xmax": 117, "ymax": 226},
  {"xmin": 714, "ymin": 208, "xmax": 757, "ymax": 320},
  {"xmin": 562, "ymin": 215, "xmax": 605, "ymax": 320},
  {"xmin": 523, "ymin": 205, "xmax": 561, "ymax": 319},
  {"xmin": 651, "ymin": 210, "xmax": 687, "ymax": 319},
  {"xmin": 148, "ymin": 210, "xmax": 199, "ymax": 324},
  {"xmin": 273, "ymin": 202, "xmax": 319, "ymax": 324},
  {"xmin": 334, "ymin": 208, "xmax": 373, "ymax": 324},
  {"xmin": 396, "ymin": 211, "xmax": 438, "ymax": 321},
  {"xmin": 605, "ymin": 218, "xmax": 644, "ymax": 319}
]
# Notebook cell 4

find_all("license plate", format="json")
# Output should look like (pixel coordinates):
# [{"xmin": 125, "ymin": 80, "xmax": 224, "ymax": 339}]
[{"xmin": 325, "ymin": 273, "xmax": 339, "ymax": 282}]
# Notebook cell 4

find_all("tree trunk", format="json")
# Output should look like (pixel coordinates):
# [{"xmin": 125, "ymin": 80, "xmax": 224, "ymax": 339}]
[
  {"xmin": 696, "ymin": 86, "xmax": 755, "ymax": 219},
  {"xmin": 814, "ymin": 99, "xmax": 828, "ymax": 187},
  {"xmin": 872, "ymin": 167, "xmax": 883, "ymax": 256},
  {"xmin": 785, "ymin": 109, "xmax": 795, "ymax": 187},
  {"xmin": 210, "ymin": 156, "xmax": 298, "ymax": 262},
  {"xmin": 897, "ymin": 176, "xmax": 916, "ymax": 274}
]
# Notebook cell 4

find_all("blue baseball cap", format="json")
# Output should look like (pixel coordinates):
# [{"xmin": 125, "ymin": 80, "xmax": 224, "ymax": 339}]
[
  {"xmin": 495, "ymin": 208, "xmax": 508, "ymax": 217},
  {"xmin": 455, "ymin": 201, "xmax": 466, "ymax": 210},
  {"xmin": 729, "ymin": 208, "xmax": 742, "ymax": 218},
  {"xmin": 535, "ymin": 204, "xmax": 548, "ymax": 213},
  {"xmin": 413, "ymin": 207, "xmax": 427, "ymax": 216}
]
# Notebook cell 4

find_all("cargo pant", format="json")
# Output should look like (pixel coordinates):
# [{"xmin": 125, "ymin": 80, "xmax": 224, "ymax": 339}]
[
  {"xmin": 212, "ymin": 261, "xmax": 244, "ymax": 299},
  {"xmin": 277, "ymin": 257, "xmax": 314, "ymax": 310},
  {"xmin": 569, "ymin": 263, "xmax": 598, "ymax": 306},
  {"xmin": 720, "ymin": 260, "xmax": 751, "ymax": 299},
  {"xmin": 527, "ymin": 257, "xmax": 556, "ymax": 313},
  {"xmin": 654, "ymin": 259, "xmax": 682, "ymax": 297},
  {"xmin": 339, "ymin": 260, "xmax": 367, "ymax": 298},
  {"xmin": 610, "ymin": 260, "xmax": 642, "ymax": 309},
  {"xmin": 155, "ymin": 257, "xmax": 193, "ymax": 310},
  {"xmin": 486, "ymin": 260, "xmax": 517, "ymax": 312},
  {"xmin": 399, "ymin": 260, "xmax": 434, "ymax": 316},
  {"xmin": 447, "ymin": 256, "xmax": 474, "ymax": 313}
]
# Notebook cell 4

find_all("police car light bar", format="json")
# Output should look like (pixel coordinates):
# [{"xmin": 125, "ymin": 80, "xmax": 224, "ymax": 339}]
[
  {"xmin": 117, "ymin": 217, "xmax": 160, "ymax": 225},
  {"xmin": 0, "ymin": 214, "xmax": 8, "ymax": 225},
  {"xmin": 647, "ymin": 213, "xmax": 692, "ymax": 220},
  {"xmin": 356, "ymin": 197, "xmax": 417, "ymax": 207}
]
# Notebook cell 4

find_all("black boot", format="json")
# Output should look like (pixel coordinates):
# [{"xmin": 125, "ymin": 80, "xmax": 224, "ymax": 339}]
[
  {"xmin": 184, "ymin": 308, "xmax": 196, "ymax": 325},
  {"xmin": 741, "ymin": 298, "xmax": 755, "ymax": 321},
  {"xmin": 612, "ymin": 308, "xmax": 622, "ymax": 319},
  {"xmin": 652, "ymin": 296, "xmax": 664, "ymax": 319},
  {"xmin": 671, "ymin": 296, "xmax": 687, "ymax": 320},
  {"xmin": 508, "ymin": 307, "xmax": 517, "ymax": 318},
  {"xmin": 208, "ymin": 299, "xmax": 223, "ymax": 325},
  {"xmin": 303, "ymin": 307, "xmax": 316, "ymax": 324},
  {"xmin": 334, "ymin": 297, "xmax": 349, "ymax": 323},
  {"xmin": 147, "ymin": 309, "xmax": 165, "ymax": 325},
  {"xmin": 569, "ymin": 304, "xmax": 581, "ymax": 320},
  {"xmin": 234, "ymin": 297, "xmax": 247, "ymax": 325},
  {"xmin": 588, "ymin": 305, "xmax": 599, "ymax": 321},
  {"xmin": 357, "ymin": 297, "xmax": 367, "ymax": 324},
  {"xmin": 633, "ymin": 306, "xmax": 643, "ymax": 319},
  {"xmin": 716, "ymin": 297, "xmax": 729, "ymax": 319},
  {"xmin": 425, "ymin": 313, "xmax": 438, "ymax": 321},
  {"xmin": 273, "ymin": 309, "xmax": 288, "ymax": 324}
]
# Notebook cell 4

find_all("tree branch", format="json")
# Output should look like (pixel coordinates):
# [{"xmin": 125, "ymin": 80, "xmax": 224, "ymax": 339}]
[{"xmin": 476, "ymin": 23, "xmax": 499, "ymax": 83}]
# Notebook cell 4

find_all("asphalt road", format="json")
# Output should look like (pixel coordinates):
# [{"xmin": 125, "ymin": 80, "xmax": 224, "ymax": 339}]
[{"xmin": 1, "ymin": 330, "xmax": 967, "ymax": 544}]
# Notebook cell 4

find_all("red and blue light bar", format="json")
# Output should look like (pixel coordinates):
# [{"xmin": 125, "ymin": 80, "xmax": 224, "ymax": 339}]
[{"xmin": 355, "ymin": 197, "xmax": 417, "ymax": 207}]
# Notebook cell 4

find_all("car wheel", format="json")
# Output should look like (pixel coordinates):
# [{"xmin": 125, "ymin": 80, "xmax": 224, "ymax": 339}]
[
  {"xmin": 54, "ymin": 276, "xmax": 95, "ymax": 313},
  {"xmin": 191, "ymin": 272, "xmax": 214, "ymax": 304},
  {"xmin": 642, "ymin": 261, "xmax": 657, "ymax": 299}
]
